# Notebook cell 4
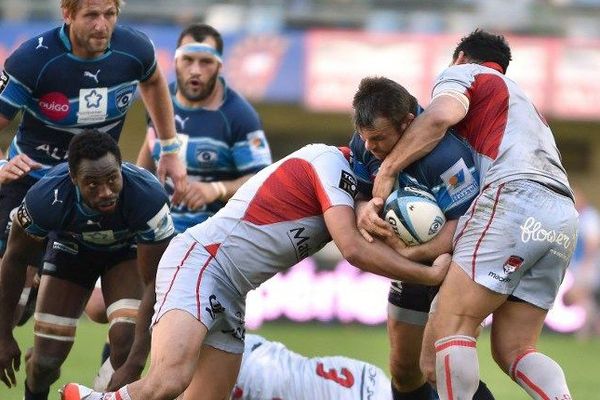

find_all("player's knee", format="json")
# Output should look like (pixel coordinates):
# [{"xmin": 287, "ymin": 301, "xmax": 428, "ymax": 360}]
[
  {"xmin": 491, "ymin": 342, "xmax": 526, "ymax": 373},
  {"xmin": 26, "ymin": 353, "xmax": 62, "ymax": 386},
  {"xmin": 389, "ymin": 354, "xmax": 422, "ymax": 385}
]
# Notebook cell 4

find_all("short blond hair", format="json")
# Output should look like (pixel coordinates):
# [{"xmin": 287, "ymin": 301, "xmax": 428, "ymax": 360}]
[{"xmin": 60, "ymin": 0, "xmax": 123, "ymax": 16}]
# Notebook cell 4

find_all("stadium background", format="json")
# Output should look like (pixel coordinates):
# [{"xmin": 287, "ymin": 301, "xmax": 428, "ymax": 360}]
[{"xmin": 1, "ymin": 0, "xmax": 599, "ymax": 398}]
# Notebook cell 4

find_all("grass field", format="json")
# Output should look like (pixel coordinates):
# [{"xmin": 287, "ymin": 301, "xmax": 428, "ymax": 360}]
[{"xmin": 2, "ymin": 320, "xmax": 598, "ymax": 400}]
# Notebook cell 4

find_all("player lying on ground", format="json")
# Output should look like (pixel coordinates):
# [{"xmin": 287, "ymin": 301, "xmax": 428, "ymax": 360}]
[{"xmin": 230, "ymin": 333, "xmax": 392, "ymax": 400}]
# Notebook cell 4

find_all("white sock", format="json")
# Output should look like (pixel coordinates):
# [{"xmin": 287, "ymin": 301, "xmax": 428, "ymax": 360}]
[
  {"xmin": 435, "ymin": 335, "xmax": 479, "ymax": 400},
  {"xmin": 108, "ymin": 386, "xmax": 132, "ymax": 400},
  {"xmin": 510, "ymin": 350, "xmax": 572, "ymax": 400}
]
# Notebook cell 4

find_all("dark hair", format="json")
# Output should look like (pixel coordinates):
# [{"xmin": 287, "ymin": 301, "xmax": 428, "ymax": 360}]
[
  {"xmin": 453, "ymin": 29, "xmax": 512, "ymax": 73},
  {"xmin": 177, "ymin": 23, "xmax": 223, "ymax": 54},
  {"xmin": 68, "ymin": 129, "xmax": 122, "ymax": 173},
  {"xmin": 352, "ymin": 77, "xmax": 418, "ymax": 131}
]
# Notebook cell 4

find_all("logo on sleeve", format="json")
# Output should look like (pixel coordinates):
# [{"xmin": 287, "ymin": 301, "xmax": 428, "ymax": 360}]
[
  {"xmin": 0, "ymin": 71, "xmax": 9, "ymax": 95},
  {"xmin": 16, "ymin": 204, "xmax": 33, "ymax": 229},
  {"xmin": 338, "ymin": 170, "xmax": 357, "ymax": 198}
]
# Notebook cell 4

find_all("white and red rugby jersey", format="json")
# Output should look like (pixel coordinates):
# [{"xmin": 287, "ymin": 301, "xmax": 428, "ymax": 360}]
[
  {"xmin": 186, "ymin": 144, "xmax": 357, "ymax": 295},
  {"xmin": 432, "ymin": 62, "xmax": 572, "ymax": 197}
]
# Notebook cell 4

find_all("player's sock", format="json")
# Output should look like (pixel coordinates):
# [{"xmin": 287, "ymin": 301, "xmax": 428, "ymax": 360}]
[
  {"xmin": 434, "ymin": 335, "xmax": 479, "ymax": 400},
  {"xmin": 509, "ymin": 350, "xmax": 572, "ymax": 399},
  {"xmin": 24, "ymin": 380, "xmax": 49, "ymax": 400},
  {"xmin": 473, "ymin": 380, "xmax": 495, "ymax": 399},
  {"xmin": 101, "ymin": 341, "xmax": 111, "ymax": 364},
  {"xmin": 391, "ymin": 381, "xmax": 436, "ymax": 399},
  {"xmin": 107, "ymin": 386, "xmax": 132, "ymax": 400}
]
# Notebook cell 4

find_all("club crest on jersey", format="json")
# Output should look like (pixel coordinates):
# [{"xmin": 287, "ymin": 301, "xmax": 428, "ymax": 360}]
[
  {"xmin": 441, "ymin": 158, "xmax": 477, "ymax": 202},
  {"xmin": 195, "ymin": 149, "xmax": 218, "ymax": 167},
  {"xmin": 78, "ymin": 88, "xmax": 108, "ymax": 123},
  {"xmin": 0, "ymin": 71, "xmax": 8, "ymax": 95},
  {"xmin": 503, "ymin": 255, "xmax": 524, "ymax": 274},
  {"xmin": 115, "ymin": 87, "xmax": 134, "ymax": 114},
  {"xmin": 338, "ymin": 171, "xmax": 357, "ymax": 198}
]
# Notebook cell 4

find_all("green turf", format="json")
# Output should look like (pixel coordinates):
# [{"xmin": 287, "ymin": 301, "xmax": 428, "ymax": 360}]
[{"xmin": 2, "ymin": 320, "xmax": 598, "ymax": 399}]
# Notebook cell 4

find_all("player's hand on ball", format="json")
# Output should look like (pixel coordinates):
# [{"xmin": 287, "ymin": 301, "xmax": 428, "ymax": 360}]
[
  {"xmin": 429, "ymin": 253, "xmax": 452, "ymax": 285},
  {"xmin": 356, "ymin": 198, "xmax": 393, "ymax": 242}
]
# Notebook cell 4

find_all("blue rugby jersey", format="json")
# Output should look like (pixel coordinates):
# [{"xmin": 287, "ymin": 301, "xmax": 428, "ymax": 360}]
[
  {"xmin": 148, "ymin": 79, "xmax": 272, "ymax": 231},
  {"xmin": 16, "ymin": 162, "xmax": 174, "ymax": 251},
  {"xmin": 0, "ymin": 24, "xmax": 156, "ymax": 179},
  {"xmin": 350, "ymin": 124, "xmax": 480, "ymax": 220}
]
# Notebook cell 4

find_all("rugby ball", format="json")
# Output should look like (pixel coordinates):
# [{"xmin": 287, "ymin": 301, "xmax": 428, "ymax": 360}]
[{"xmin": 383, "ymin": 187, "xmax": 446, "ymax": 246}]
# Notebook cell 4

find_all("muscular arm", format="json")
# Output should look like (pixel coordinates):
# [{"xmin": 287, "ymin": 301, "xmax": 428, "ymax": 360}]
[
  {"xmin": 108, "ymin": 240, "xmax": 169, "ymax": 389},
  {"xmin": 373, "ymin": 95, "xmax": 467, "ymax": 199},
  {"xmin": 138, "ymin": 67, "xmax": 187, "ymax": 202},
  {"xmin": 396, "ymin": 219, "xmax": 458, "ymax": 263},
  {"xmin": 136, "ymin": 134, "xmax": 156, "ymax": 174},
  {"xmin": 0, "ymin": 220, "xmax": 44, "ymax": 387},
  {"xmin": 326, "ymin": 205, "xmax": 448, "ymax": 286},
  {"xmin": 0, "ymin": 221, "xmax": 44, "ymax": 333}
]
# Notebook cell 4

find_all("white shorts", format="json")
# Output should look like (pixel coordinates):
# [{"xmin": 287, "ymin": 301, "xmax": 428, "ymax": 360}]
[
  {"xmin": 453, "ymin": 180, "xmax": 578, "ymax": 310},
  {"xmin": 152, "ymin": 233, "xmax": 246, "ymax": 353}
]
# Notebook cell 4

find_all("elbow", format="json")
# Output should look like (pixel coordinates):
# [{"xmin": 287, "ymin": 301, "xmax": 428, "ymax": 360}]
[{"xmin": 339, "ymin": 243, "xmax": 364, "ymax": 267}]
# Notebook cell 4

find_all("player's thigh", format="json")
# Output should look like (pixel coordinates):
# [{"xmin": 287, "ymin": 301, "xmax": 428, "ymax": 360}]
[
  {"xmin": 32, "ymin": 274, "xmax": 91, "ymax": 359},
  {"xmin": 433, "ymin": 262, "xmax": 507, "ymax": 337},
  {"xmin": 100, "ymin": 248, "xmax": 142, "ymax": 303},
  {"xmin": 183, "ymin": 344, "xmax": 242, "ymax": 400},
  {"xmin": 147, "ymin": 309, "xmax": 207, "ymax": 388},
  {"xmin": 490, "ymin": 300, "xmax": 548, "ymax": 372}
]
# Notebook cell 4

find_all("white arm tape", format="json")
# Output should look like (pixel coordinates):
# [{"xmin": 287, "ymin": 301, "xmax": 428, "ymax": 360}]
[{"xmin": 431, "ymin": 90, "xmax": 470, "ymax": 116}]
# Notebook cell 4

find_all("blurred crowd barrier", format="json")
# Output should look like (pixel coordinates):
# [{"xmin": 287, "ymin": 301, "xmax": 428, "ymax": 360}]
[{"xmin": 2, "ymin": 21, "xmax": 600, "ymax": 120}]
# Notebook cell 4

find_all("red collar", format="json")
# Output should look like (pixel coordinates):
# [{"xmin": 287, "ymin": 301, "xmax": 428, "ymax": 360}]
[{"xmin": 482, "ymin": 61, "xmax": 505, "ymax": 74}]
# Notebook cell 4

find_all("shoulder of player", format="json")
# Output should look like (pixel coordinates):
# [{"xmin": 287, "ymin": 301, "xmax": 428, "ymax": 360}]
[
  {"xmin": 120, "ymin": 163, "xmax": 168, "ymax": 202},
  {"xmin": 221, "ymin": 84, "xmax": 259, "ymax": 118},
  {"xmin": 110, "ymin": 25, "xmax": 154, "ymax": 54},
  {"xmin": 5, "ymin": 27, "xmax": 63, "ymax": 77},
  {"xmin": 25, "ymin": 170, "xmax": 74, "ymax": 216}
]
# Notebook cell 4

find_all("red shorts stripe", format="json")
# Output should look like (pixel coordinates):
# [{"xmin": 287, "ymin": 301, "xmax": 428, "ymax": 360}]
[
  {"xmin": 155, "ymin": 242, "xmax": 197, "ymax": 320},
  {"xmin": 471, "ymin": 183, "xmax": 505, "ymax": 278},
  {"xmin": 196, "ymin": 249, "xmax": 216, "ymax": 319}
]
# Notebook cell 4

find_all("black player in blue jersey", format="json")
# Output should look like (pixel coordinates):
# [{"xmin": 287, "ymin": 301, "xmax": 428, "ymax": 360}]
[
  {"xmin": 350, "ymin": 77, "xmax": 494, "ymax": 400},
  {"xmin": 0, "ymin": 130, "xmax": 175, "ymax": 400},
  {"xmin": 0, "ymin": 0, "xmax": 186, "ymax": 253},
  {"xmin": 137, "ymin": 23, "xmax": 272, "ymax": 233}
]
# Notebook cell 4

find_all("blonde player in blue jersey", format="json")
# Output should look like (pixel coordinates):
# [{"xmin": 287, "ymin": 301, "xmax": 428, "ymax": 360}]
[{"xmin": 0, "ymin": 0, "xmax": 186, "ymax": 336}]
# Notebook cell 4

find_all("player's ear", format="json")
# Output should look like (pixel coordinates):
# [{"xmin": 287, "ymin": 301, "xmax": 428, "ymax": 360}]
[
  {"xmin": 452, "ymin": 51, "xmax": 468, "ymax": 66},
  {"xmin": 68, "ymin": 168, "xmax": 77, "ymax": 185},
  {"xmin": 400, "ymin": 113, "xmax": 416, "ymax": 131},
  {"xmin": 62, "ymin": 8, "xmax": 72, "ymax": 24}
]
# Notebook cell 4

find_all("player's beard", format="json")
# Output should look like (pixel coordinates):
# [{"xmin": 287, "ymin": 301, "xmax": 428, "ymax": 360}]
[
  {"xmin": 76, "ymin": 31, "xmax": 111, "ymax": 57},
  {"xmin": 178, "ymin": 72, "xmax": 219, "ymax": 103}
]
